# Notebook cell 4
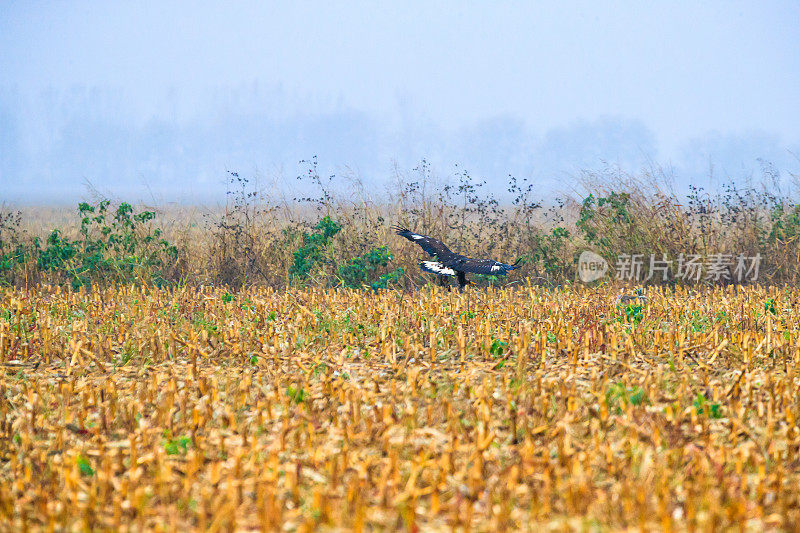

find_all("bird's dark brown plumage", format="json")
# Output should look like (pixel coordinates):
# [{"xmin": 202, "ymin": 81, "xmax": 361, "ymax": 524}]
[{"xmin": 392, "ymin": 225, "xmax": 520, "ymax": 288}]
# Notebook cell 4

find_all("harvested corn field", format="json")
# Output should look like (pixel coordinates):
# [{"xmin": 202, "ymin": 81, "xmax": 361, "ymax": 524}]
[{"xmin": 2, "ymin": 283, "xmax": 800, "ymax": 531}]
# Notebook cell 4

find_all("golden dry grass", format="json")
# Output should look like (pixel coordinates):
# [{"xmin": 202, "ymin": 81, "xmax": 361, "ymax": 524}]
[{"xmin": 1, "ymin": 283, "xmax": 800, "ymax": 531}]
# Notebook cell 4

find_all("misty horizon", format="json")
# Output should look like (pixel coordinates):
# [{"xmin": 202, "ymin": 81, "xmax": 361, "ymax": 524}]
[{"xmin": 2, "ymin": 2, "xmax": 799, "ymax": 204}]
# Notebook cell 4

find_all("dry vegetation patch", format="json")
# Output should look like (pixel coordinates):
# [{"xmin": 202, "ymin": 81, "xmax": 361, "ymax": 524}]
[{"xmin": 1, "ymin": 284, "xmax": 800, "ymax": 530}]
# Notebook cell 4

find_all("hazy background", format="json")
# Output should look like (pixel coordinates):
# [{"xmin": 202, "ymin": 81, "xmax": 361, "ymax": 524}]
[{"xmin": 1, "ymin": 1, "xmax": 799, "ymax": 204}]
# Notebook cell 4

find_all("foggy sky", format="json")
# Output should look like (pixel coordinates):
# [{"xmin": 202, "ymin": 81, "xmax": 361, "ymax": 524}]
[{"xmin": 1, "ymin": 1, "xmax": 799, "ymax": 203}]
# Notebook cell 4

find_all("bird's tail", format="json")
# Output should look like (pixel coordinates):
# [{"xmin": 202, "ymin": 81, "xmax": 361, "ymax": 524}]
[{"xmin": 420, "ymin": 260, "xmax": 456, "ymax": 277}]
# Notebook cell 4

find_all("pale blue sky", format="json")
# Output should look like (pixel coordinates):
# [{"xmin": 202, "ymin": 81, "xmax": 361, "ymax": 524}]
[{"xmin": 1, "ymin": 1, "xmax": 799, "ymax": 202}]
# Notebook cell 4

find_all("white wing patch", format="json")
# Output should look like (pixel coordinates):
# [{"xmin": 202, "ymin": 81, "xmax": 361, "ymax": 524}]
[
  {"xmin": 421, "ymin": 261, "xmax": 456, "ymax": 276},
  {"xmin": 411, "ymin": 234, "xmax": 424, "ymax": 240},
  {"xmin": 491, "ymin": 264, "xmax": 501, "ymax": 272}
]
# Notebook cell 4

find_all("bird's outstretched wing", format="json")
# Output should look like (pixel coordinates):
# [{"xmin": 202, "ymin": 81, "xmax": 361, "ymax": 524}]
[
  {"xmin": 456, "ymin": 258, "xmax": 521, "ymax": 276},
  {"xmin": 420, "ymin": 260, "xmax": 457, "ymax": 277},
  {"xmin": 392, "ymin": 225, "xmax": 455, "ymax": 260}
]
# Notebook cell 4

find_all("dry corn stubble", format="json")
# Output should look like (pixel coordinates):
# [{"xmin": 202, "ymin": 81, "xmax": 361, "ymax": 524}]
[{"xmin": 1, "ymin": 283, "xmax": 799, "ymax": 531}]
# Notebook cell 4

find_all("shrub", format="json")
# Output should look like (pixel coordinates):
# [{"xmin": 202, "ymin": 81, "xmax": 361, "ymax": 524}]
[
  {"xmin": 33, "ymin": 200, "xmax": 178, "ymax": 288},
  {"xmin": 288, "ymin": 216, "xmax": 342, "ymax": 281},
  {"xmin": 336, "ymin": 246, "xmax": 404, "ymax": 289}
]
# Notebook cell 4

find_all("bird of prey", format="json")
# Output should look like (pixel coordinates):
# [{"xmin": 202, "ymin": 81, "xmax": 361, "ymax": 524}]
[{"xmin": 392, "ymin": 225, "xmax": 520, "ymax": 288}]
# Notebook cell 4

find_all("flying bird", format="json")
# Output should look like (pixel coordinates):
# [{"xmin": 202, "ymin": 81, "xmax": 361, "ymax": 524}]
[{"xmin": 392, "ymin": 225, "xmax": 520, "ymax": 288}]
